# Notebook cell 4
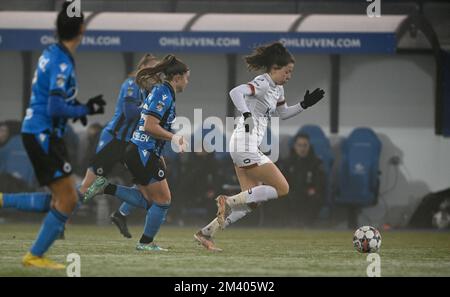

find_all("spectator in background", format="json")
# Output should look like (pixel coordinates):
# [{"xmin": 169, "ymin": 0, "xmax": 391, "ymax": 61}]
[
  {"xmin": 0, "ymin": 122, "xmax": 10, "ymax": 148},
  {"xmin": 0, "ymin": 120, "xmax": 23, "ymax": 148},
  {"xmin": 178, "ymin": 149, "xmax": 222, "ymax": 223},
  {"xmin": 280, "ymin": 133, "xmax": 326, "ymax": 227}
]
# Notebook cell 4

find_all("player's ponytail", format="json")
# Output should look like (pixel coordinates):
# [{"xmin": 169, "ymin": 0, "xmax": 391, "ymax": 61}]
[
  {"xmin": 130, "ymin": 54, "xmax": 161, "ymax": 89},
  {"xmin": 136, "ymin": 54, "xmax": 189, "ymax": 90},
  {"xmin": 244, "ymin": 42, "xmax": 295, "ymax": 72}
]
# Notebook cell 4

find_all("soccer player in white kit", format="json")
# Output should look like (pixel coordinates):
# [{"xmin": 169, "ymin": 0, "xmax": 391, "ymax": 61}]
[{"xmin": 194, "ymin": 42, "xmax": 325, "ymax": 251}]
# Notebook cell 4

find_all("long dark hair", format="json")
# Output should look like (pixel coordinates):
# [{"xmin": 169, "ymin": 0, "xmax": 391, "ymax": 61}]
[
  {"xmin": 129, "ymin": 54, "xmax": 160, "ymax": 90},
  {"xmin": 135, "ymin": 54, "xmax": 188, "ymax": 90},
  {"xmin": 244, "ymin": 42, "xmax": 295, "ymax": 72}
]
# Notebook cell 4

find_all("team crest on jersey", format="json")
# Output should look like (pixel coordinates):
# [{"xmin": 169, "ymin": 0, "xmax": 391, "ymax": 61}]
[
  {"xmin": 162, "ymin": 94, "xmax": 168, "ymax": 101},
  {"xmin": 127, "ymin": 87, "xmax": 134, "ymax": 96},
  {"xmin": 156, "ymin": 101, "xmax": 165, "ymax": 111}
]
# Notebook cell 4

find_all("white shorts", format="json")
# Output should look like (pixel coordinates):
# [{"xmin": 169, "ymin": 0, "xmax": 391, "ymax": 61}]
[
  {"xmin": 229, "ymin": 129, "xmax": 272, "ymax": 167},
  {"xmin": 230, "ymin": 149, "xmax": 272, "ymax": 167}
]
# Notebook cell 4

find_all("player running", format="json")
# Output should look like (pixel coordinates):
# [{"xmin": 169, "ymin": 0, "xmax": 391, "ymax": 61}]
[
  {"xmin": 83, "ymin": 54, "xmax": 189, "ymax": 251},
  {"xmin": 194, "ymin": 42, "xmax": 325, "ymax": 251},
  {"xmin": 78, "ymin": 53, "xmax": 159, "ymax": 239},
  {"xmin": 19, "ymin": 3, "xmax": 106, "ymax": 268}
]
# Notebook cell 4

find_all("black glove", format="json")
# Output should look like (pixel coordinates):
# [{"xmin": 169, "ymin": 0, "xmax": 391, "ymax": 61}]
[
  {"xmin": 70, "ymin": 99, "xmax": 88, "ymax": 126},
  {"xmin": 243, "ymin": 112, "xmax": 254, "ymax": 133},
  {"xmin": 86, "ymin": 95, "xmax": 106, "ymax": 115},
  {"xmin": 300, "ymin": 88, "xmax": 325, "ymax": 109}
]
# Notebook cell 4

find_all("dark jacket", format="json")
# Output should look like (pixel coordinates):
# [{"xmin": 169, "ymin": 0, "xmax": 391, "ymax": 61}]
[{"xmin": 282, "ymin": 147, "xmax": 326, "ymax": 203}]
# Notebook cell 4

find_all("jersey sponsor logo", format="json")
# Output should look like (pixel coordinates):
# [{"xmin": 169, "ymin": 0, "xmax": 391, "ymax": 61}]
[
  {"xmin": 133, "ymin": 131, "xmax": 150, "ymax": 142},
  {"xmin": 59, "ymin": 63, "xmax": 68, "ymax": 72},
  {"xmin": 56, "ymin": 74, "xmax": 66, "ymax": 88},
  {"xmin": 157, "ymin": 169, "xmax": 165, "ymax": 178}
]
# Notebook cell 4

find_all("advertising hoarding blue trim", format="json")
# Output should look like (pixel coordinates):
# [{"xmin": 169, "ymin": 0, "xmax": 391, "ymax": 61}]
[{"xmin": 0, "ymin": 29, "xmax": 397, "ymax": 54}]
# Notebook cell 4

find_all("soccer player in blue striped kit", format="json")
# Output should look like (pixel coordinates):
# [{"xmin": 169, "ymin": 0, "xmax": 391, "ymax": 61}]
[
  {"xmin": 0, "ymin": 54, "xmax": 159, "ymax": 239},
  {"xmin": 84, "ymin": 55, "xmax": 190, "ymax": 251},
  {"xmin": 18, "ymin": 3, "xmax": 106, "ymax": 268},
  {"xmin": 77, "ymin": 53, "xmax": 160, "ymax": 238}
]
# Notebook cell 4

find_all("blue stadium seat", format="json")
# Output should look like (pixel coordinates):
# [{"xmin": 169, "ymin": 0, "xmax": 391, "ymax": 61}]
[
  {"xmin": 335, "ymin": 127, "xmax": 381, "ymax": 206},
  {"xmin": 295, "ymin": 125, "xmax": 334, "ymax": 175}
]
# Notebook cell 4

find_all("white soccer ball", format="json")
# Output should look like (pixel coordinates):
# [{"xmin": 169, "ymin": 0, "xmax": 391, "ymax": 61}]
[{"xmin": 352, "ymin": 226, "xmax": 381, "ymax": 253}]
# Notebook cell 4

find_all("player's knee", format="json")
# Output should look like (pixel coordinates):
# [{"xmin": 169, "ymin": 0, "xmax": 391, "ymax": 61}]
[
  {"xmin": 276, "ymin": 182, "xmax": 289, "ymax": 198},
  {"xmin": 152, "ymin": 193, "xmax": 171, "ymax": 205},
  {"xmin": 54, "ymin": 190, "xmax": 78, "ymax": 212},
  {"xmin": 64, "ymin": 193, "xmax": 79, "ymax": 210}
]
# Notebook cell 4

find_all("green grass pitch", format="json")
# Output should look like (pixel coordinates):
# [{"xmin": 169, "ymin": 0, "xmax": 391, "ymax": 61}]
[{"xmin": 0, "ymin": 224, "xmax": 449, "ymax": 277}]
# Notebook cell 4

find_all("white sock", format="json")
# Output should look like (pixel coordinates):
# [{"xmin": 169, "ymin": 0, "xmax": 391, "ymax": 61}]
[
  {"xmin": 201, "ymin": 218, "xmax": 220, "ymax": 237},
  {"xmin": 224, "ymin": 208, "xmax": 252, "ymax": 228},
  {"xmin": 246, "ymin": 185, "xmax": 278, "ymax": 204},
  {"xmin": 226, "ymin": 185, "xmax": 278, "ymax": 208}
]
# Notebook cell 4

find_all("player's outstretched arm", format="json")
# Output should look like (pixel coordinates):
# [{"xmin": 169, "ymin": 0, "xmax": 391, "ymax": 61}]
[
  {"xmin": 276, "ymin": 88, "xmax": 325, "ymax": 120},
  {"xmin": 48, "ymin": 94, "xmax": 106, "ymax": 119}
]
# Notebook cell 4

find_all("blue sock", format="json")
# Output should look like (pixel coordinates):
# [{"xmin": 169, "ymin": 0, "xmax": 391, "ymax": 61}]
[
  {"xmin": 114, "ymin": 185, "xmax": 149, "ymax": 210},
  {"xmin": 142, "ymin": 203, "xmax": 170, "ymax": 240},
  {"xmin": 1, "ymin": 192, "xmax": 51, "ymax": 212},
  {"xmin": 119, "ymin": 202, "xmax": 135, "ymax": 216},
  {"xmin": 30, "ymin": 208, "xmax": 68, "ymax": 256}
]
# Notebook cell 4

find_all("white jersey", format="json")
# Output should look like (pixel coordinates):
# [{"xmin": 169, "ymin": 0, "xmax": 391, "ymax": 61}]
[
  {"xmin": 233, "ymin": 73, "xmax": 284, "ymax": 147},
  {"xmin": 230, "ymin": 73, "xmax": 285, "ymax": 167}
]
